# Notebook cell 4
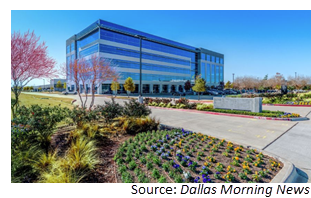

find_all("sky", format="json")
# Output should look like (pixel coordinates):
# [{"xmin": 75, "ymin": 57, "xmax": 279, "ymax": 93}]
[{"xmin": 11, "ymin": 10, "xmax": 311, "ymax": 86}]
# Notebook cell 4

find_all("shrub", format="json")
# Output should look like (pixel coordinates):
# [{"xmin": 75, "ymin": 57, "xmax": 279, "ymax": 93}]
[
  {"xmin": 176, "ymin": 98, "xmax": 189, "ymax": 105},
  {"xmin": 196, "ymin": 103, "xmax": 213, "ymax": 110},
  {"xmin": 66, "ymin": 136, "xmax": 99, "ymax": 171},
  {"xmin": 113, "ymin": 116, "xmax": 159, "ymax": 134},
  {"xmin": 12, "ymin": 105, "xmax": 70, "ymax": 153},
  {"xmin": 123, "ymin": 99, "xmax": 152, "ymax": 117},
  {"xmin": 99, "ymin": 98, "xmax": 123, "ymax": 123}
]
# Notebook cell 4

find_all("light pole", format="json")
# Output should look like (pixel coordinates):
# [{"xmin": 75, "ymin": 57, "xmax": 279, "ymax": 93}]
[
  {"xmin": 43, "ymin": 79, "xmax": 45, "ymax": 92},
  {"xmin": 232, "ymin": 73, "xmax": 235, "ymax": 83},
  {"xmin": 295, "ymin": 72, "xmax": 297, "ymax": 79},
  {"xmin": 135, "ymin": 35, "xmax": 146, "ymax": 95}
]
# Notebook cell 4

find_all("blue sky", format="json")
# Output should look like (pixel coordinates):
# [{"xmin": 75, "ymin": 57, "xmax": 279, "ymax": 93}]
[{"xmin": 11, "ymin": 10, "xmax": 311, "ymax": 86}]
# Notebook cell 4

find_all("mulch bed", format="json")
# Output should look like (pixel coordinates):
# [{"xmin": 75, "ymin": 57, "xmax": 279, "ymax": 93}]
[{"xmin": 51, "ymin": 125, "xmax": 131, "ymax": 183}]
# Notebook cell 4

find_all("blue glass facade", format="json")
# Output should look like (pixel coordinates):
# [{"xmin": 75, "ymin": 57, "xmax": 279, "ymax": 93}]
[{"xmin": 66, "ymin": 19, "xmax": 224, "ymax": 93}]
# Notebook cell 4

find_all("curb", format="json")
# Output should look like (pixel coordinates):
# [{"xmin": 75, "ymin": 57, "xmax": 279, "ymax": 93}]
[
  {"xmin": 150, "ymin": 106, "xmax": 307, "ymax": 122},
  {"xmin": 263, "ymin": 104, "xmax": 311, "ymax": 107},
  {"xmin": 158, "ymin": 124, "xmax": 297, "ymax": 183}
]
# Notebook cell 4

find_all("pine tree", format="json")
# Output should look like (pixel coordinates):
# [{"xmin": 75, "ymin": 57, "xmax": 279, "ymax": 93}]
[{"xmin": 124, "ymin": 77, "xmax": 135, "ymax": 98}]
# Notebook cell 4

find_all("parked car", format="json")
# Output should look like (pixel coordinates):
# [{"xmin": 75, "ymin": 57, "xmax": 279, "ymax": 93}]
[
  {"xmin": 185, "ymin": 90, "xmax": 194, "ymax": 95},
  {"xmin": 172, "ymin": 91, "xmax": 186, "ymax": 96},
  {"xmin": 205, "ymin": 90, "xmax": 219, "ymax": 95},
  {"xmin": 117, "ymin": 90, "xmax": 126, "ymax": 94},
  {"xmin": 62, "ymin": 91, "xmax": 77, "ymax": 95},
  {"xmin": 103, "ymin": 90, "xmax": 112, "ymax": 94},
  {"xmin": 224, "ymin": 89, "xmax": 237, "ymax": 94},
  {"xmin": 216, "ymin": 90, "xmax": 225, "ymax": 95}
]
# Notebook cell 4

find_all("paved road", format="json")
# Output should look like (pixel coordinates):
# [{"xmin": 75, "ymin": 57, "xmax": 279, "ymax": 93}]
[{"xmin": 264, "ymin": 112, "xmax": 311, "ymax": 182}]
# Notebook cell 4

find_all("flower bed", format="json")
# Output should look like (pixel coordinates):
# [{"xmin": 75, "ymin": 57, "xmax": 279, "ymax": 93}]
[{"xmin": 114, "ymin": 129, "xmax": 283, "ymax": 183}]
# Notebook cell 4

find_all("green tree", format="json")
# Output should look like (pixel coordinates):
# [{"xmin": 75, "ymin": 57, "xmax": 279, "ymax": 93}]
[
  {"xmin": 56, "ymin": 80, "xmax": 63, "ymax": 90},
  {"xmin": 192, "ymin": 76, "xmax": 206, "ymax": 100},
  {"xmin": 30, "ymin": 86, "xmax": 33, "ymax": 91},
  {"xmin": 263, "ymin": 74, "xmax": 268, "ymax": 80},
  {"xmin": 38, "ymin": 87, "xmax": 42, "ymax": 92},
  {"xmin": 111, "ymin": 80, "xmax": 120, "ymax": 97},
  {"xmin": 124, "ymin": 77, "xmax": 135, "ymax": 98},
  {"xmin": 224, "ymin": 81, "xmax": 232, "ymax": 89},
  {"xmin": 63, "ymin": 82, "xmax": 67, "ymax": 90},
  {"xmin": 50, "ymin": 87, "xmax": 54, "ymax": 92}
]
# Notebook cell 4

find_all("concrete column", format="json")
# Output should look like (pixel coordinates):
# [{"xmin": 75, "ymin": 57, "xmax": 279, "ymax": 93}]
[
  {"xmin": 159, "ymin": 84, "xmax": 163, "ymax": 93},
  {"xmin": 168, "ymin": 85, "xmax": 171, "ymax": 93},
  {"xmin": 98, "ymin": 84, "xmax": 102, "ymax": 94},
  {"xmin": 150, "ymin": 84, "xmax": 153, "ymax": 94}
]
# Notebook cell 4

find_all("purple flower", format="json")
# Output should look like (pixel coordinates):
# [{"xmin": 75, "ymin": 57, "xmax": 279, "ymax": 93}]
[
  {"xmin": 216, "ymin": 172, "xmax": 220, "ymax": 174},
  {"xmin": 173, "ymin": 164, "xmax": 180, "ymax": 169},
  {"xmin": 203, "ymin": 178, "xmax": 207, "ymax": 183},
  {"xmin": 194, "ymin": 177, "xmax": 200, "ymax": 183},
  {"xmin": 182, "ymin": 128, "xmax": 185, "ymax": 133},
  {"xmin": 188, "ymin": 161, "xmax": 193, "ymax": 166}
]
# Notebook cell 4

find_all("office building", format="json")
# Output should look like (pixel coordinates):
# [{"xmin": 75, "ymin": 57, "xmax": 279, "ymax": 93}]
[{"xmin": 66, "ymin": 19, "xmax": 224, "ymax": 94}]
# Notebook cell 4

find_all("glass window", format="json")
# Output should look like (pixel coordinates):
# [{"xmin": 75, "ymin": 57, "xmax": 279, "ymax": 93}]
[
  {"xmin": 77, "ymin": 30, "xmax": 99, "ymax": 50},
  {"xmin": 216, "ymin": 57, "xmax": 220, "ymax": 64},
  {"xmin": 206, "ymin": 64, "xmax": 210, "ymax": 83},
  {"xmin": 79, "ymin": 44, "xmax": 98, "ymax": 58},
  {"xmin": 201, "ymin": 53, "xmax": 205, "ymax": 60},
  {"xmin": 206, "ymin": 54, "xmax": 211, "ymax": 62},
  {"xmin": 211, "ymin": 56, "xmax": 215, "ymax": 63},
  {"xmin": 211, "ymin": 64, "xmax": 215, "ymax": 83},
  {"xmin": 71, "ymin": 43, "xmax": 75, "ymax": 52},
  {"xmin": 200, "ymin": 62, "xmax": 206, "ymax": 80},
  {"xmin": 66, "ymin": 45, "xmax": 70, "ymax": 54},
  {"xmin": 216, "ymin": 65, "xmax": 220, "ymax": 83},
  {"xmin": 219, "ymin": 66, "xmax": 224, "ymax": 83},
  {"xmin": 99, "ymin": 19, "xmax": 197, "ymax": 51},
  {"xmin": 71, "ymin": 54, "xmax": 75, "ymax": 63},
  {"xmin": 220, "ymin": 58, "xmax": 224, "ymax": 64}
]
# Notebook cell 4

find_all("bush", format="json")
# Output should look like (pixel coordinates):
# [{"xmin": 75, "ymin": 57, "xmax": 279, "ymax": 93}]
[
  {"xmin": 12, "ymin": 105, "xmax": 70, "ymax": 154},
  {"xmin": 176, "ymin": 98, "xmax": 189, "ymax": 105},
  {"xmin": 196, "ymin": 103, "xmax": 213, "ymax": 110},
  {"xmin": 97, "ymin": 98, "xmax": 123, "ymax": 123},
  {"xmin": 123, "ymin": 99, "xmax": 151, "ymax": 117},
  {"xmin": 112, "ymin": 116, "xmax": 159, "ymax": 134}
]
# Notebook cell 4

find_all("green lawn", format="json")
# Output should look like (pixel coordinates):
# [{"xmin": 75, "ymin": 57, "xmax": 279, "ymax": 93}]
[{"xmin": 12, "ymin": 92, "xmax": 74, "ymax": 109}]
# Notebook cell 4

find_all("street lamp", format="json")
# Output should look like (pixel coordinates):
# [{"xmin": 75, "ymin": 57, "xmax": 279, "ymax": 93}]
[
  {"xmin": 135, "ymin": 35, "xmax": 146, "ymax": 95},
  {"xmin": 43, "ymin": 79, "xmax": 45, "ymax": 92},
  {"xmin": 232, "ymin": 73, "xmax": 235, "ymax": 83}
]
